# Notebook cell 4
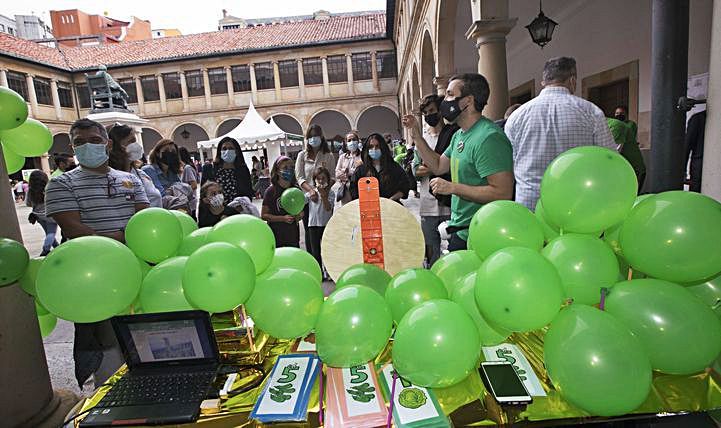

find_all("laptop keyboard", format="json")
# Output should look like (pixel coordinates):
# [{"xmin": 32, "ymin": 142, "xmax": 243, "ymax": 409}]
[{"xmin": 98, "ymin": 371, "xmax": 216, "ymax": 407}]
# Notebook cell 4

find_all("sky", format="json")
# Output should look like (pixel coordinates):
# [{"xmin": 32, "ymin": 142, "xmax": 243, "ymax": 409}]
[{"xmin": 2, "ymin": 0, "xmax": 387, "ymax": 35}]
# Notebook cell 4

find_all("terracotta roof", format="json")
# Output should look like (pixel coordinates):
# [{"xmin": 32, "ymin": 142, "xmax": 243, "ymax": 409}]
[{"xmin": 0, "ymin": 12, "xmax": 386, "ymax": 71}]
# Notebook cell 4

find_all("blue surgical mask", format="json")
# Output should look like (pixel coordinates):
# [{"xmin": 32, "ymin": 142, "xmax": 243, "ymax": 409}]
[
  {"xmin": 74, "ymin": 143, "xmax": 108, "ymax": 168},
  {"xmin": 280, "ymin": 169, "xmax": 294, "ymax": 182},
  {"xmin": 333, "ymin": 141, "xmax": 343, "ymax": 150},
  {"xmin": 308, "ymin": 136, "xmax": 322, "ymax": 148},
  {"xmin": 347, "ymin": 141, "xmax": 359, "ymax": 152},
  {"xmin": 368, "ymin": 148, "xmax": 382, "ymax": 160},
  {"xmin": 221, "ymin": 149, "xmax": 236, "ymax": 163}
]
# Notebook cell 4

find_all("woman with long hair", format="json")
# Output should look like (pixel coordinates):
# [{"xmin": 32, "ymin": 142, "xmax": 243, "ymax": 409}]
[
  {"xmin": 107, "ymin": 123, "xmax": 162, "ymax": 207},
  {"xmin": 350, "ymin": 133, "xmax": 410, "ymax": 202},
  {"xmin": 201, "ymin": 137, "xmax": 253, "ymax": 202},
  {"xmin": 26, "ymin": 170, "xmax": 59, "ymax": 255},
  {"xmin": 335, "ymin": 130, "xmax": 363, "ymax": 205},
  {"xmin": 262, "ymin": 156, "xmax": 302, "ymax": 248},
  {"xmin": 142, "ymin": 138, "xmax": 182, "ymax": 195}
]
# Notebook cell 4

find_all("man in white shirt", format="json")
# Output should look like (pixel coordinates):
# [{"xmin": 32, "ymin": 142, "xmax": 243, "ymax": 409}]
[{"xmin": 505, "ymin": 56, "xmax": 616, "ymax": 210}]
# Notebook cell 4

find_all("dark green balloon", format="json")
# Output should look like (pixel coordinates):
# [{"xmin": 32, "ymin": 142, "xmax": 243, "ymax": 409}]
[
  {"xmin": 336, "ymin": 263, "xmax": 392, "ymax": 297},
  {"xmin": 385, "ymin": 268, "xmax": 447, "ymax": 324},
  {"xmin": 38, "ymin": 313, "xmax": 57, "ymax": 338},
  {"xmin": 685, "ymin": 273, "xmax": 721, "ymax": 319},
  {"xmin": 0, "ymin": 238, "xmax": 29, "ymax": 286},
  {"xmin": 19, "ymin": 257, "xmax": 44, "ymax": 295},
  {"xmin": 2, "ymin": 143, "xmax": 25, "ymax": 174},
  {"xmin": 430, "ymin": 250, "xmax": 482, "ymax": 295}
]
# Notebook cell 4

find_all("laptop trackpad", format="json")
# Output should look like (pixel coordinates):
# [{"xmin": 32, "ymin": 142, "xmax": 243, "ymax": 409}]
[{"xmin": 82, "ymin": 404, "xmax": 199, "ymax": 426}]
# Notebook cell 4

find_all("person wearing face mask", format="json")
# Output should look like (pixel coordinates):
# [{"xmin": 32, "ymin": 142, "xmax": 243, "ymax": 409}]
[
  {"xmin": 402, "ymin": 73, "xmax": 514, "ymax": 251},
  {"xmin": 201, "ymin": 137, "xmax": 254, "ymax": 204},
  {"xmin": 306, "ymin": 167, "xmax": 336, "ymax": 279},
  {"xmin": 504, "ymin": 57, "xmax": 616, "ymax": 210},
  {"xmin": 178, "ymin": 146, "xmax": 199, "ymax": 217},
  {"xmin": 335, "ymin": 131, "xmax": 364, "ymax": 205},
  {"xmin": 349, "ymin": 133, "xmax": 410, "ymax": 202},
  {"xmin": 107, "ymin": 123, "xmax": 162, "ymax": 208},
  {"xmin": 141, "ymin": 139, "xmax": 182, "ymax": 196},
  {"xmin": 262, "ymin": 156, "xmax": 303, "ymax": 248},
  {"xmin": 51, "ymin": 152, "xmax": 77, "ymax": 177},
  {"xmin": 44, "ymin": 118, "xmax": 149, "ymax": 390}
]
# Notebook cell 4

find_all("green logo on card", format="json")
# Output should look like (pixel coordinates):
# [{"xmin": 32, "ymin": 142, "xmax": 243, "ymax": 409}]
[
  {"xmin": 398, "ymin": 388, "xmax": 427, "ymax": 409},
  {"xmin": 269, "ymin": 363, "xmax": 300, "ymax": 402}
]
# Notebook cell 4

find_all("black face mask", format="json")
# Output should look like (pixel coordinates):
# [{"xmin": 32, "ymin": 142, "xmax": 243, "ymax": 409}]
[
  {"xmin": 424, "ymin": 112, "xmax": 441, "ymax": 127},
  {"xmin": 439, "ymin": 96, "xmax": 467, "ymax": 123},
  {"xmin": 161, "ymin": 151, "xmax": 180, "ymax": 170},
  {"xmin": 615, "ymin": 114, "xmax": 627, "ymax": 122}
]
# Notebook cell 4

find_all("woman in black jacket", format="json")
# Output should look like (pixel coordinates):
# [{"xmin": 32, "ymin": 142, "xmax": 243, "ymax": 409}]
[
  {"xmin": 201, "ymin": 137, "xmax": 254, "ymax": 201},
  {"xmin": 350, "ymin": 133, "xmax": 410, "ymax": 202}
]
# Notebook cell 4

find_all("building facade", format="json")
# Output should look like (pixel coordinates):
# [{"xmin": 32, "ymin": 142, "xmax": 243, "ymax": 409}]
[{"xmin": 49, "ymin": 9, "xmax": 152, "ymax": 46}]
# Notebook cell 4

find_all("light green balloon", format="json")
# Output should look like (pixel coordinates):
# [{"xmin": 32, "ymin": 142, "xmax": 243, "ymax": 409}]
[
  {"xmin": 606, "ymin": 279, "xmax": 721, "ymax": 375},
  {"xmin": 265, "ymin": 247, "xmax": 322, "ymax": 284},
  {"xmin": 0, "ymin": 238, "xmax": 29, "ymax": 286},
  {"xmin": 392, "ymin": 300, "xmax": 481, "ymax": 388},
  {"xmin": 431, "ymin": 250, "xmax": 482, "ymax": 296},
  {"xmin": 136, "ymin": 257, "xmax": 151, "ymax": 278},
  {"xmin": 475, "ymin": 247, "xmax": 563, "ymax": 332},
  {"xmin": 171, "ymin": 210, "xmax": 198, "ymax": 237},
  {"xmin": 620, "ymin": 191, "xmax": 721, "ymax": 283},
  {"xmin": 534, "ymin": 199, "xmax": 559, "ymax": 243},
  {"xmin": 451, "ymin": 272, "xmax": 510, "ymax": 346},
  {"xmin": 36, "ymin": 236, "xmax": 142, "ymax": 323},
  {"xmin": 2, "ymin": 143, "xmax": 25, "ymax": 174},
  {"xmin": 0, "ymin": 86, "xmax": 29, "ymax": 130},
  {"xmin": 336, "ymin": 263, "xmax": 392, "ymax": 297},
  {"xmin": 19, "ymin": 257, "xmax": 44, "ymax": 295},
  {"xmin": 0, "ymin": 117, "xmax": 52, "ymax": 157},
  {"xmin": 540, "ymin": 146, "xmax": 637, "ymax": 234},
  {"xmin": 685, "ymin": 273, "xmax": 721, "ymax": 319},
  {"xmin": 176, "ymin": 227, "xmax": 211, "ymax": 256},
  {"xmin": 35, "ymin": 299, "xmax": 50, "ymax": 315},
  {"xmin": 385, "ymin": 268, "xmax": 447, "ymax": 324},
  {"xmin": 245, "ymin": 268, "xmax": 323, "ymax": 339},
  {"xmin": 125, "ymin": 208, "xmax": 183, "ymax": 264},
  {"xmin": 139, "ymin": 257, "xmax": 195, "ymax": 313},
  {"xmin": 315, "ymin": 285, "xmax": 393, "ymax": 367},
  {"xmin": 207, "ymin": 214, "xmax": 275, "ymax": 274},
  {"xmin": 38, "ymin": 313, "xmax": 57, "ymax": 338},
  {"xmin": 182, "ymin": 242, "xmax": 256, "ymax": 313},
  {"xmin": 603, "ymin": 194, "xmax": 654, "ymax": 255},
  {"xmin": 280, "ymin": 187, "xmax": 305, "ymax": 216},
  {"xmin": 544, "ymin": 304, "xmax": 652, "ymax": 417},
  {"xmin": 468, "ymin": 200, "xmax": 544, "ymax": 259},
  {"xmin": 541, "ymin": 234, "xmax": 619, "ymax": 305}
]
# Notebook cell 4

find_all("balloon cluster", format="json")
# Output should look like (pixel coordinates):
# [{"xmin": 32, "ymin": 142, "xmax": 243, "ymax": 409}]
[{"xmin": 0, "ymin": 87, "xmax": 53, "ymax": 173}]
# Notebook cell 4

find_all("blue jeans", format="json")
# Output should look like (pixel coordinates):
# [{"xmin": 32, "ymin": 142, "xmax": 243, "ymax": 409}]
[
  {"xmin": 421, "ymin": 215, "xmax": 450, "ymax": 267},
  {"xmin": 37, "ymin": 218, "xmax": 59, "ymax": 253}
]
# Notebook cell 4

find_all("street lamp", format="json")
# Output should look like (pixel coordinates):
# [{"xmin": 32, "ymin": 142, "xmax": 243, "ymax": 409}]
[
  {"xmin": 180, "ymin": 127, "xmax": 190, "ymax": 139},
  {"xmin": 526, "ymin": 0, "xmax": 558, "ymax": 48}
]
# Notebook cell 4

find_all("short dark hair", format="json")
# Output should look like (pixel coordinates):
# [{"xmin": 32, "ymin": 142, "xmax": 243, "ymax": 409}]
[
  {"xmin": 419, "ymin": 94, "xmax": 442, "ymax": 113},
  {"xmin": 449, "ymin": 73, "xmax": 490, "ymax": 112},
  {"xmin": 53, "ymin": 152, "xmax": 73, "ymax": 165},
  {"xmin": 178, "ymin": 146, "xmax": 193, "ymax": 165},
  {"xmin": 543, "ymin": 57, "xmax": 577, "ymax": 84},
  {"xmin": 70, "ymin": 118, "xmax": 108, "ymax": 139},
  {"xmin": 615, "ymin": 105, "xmax": 628, "ymax": 113}
]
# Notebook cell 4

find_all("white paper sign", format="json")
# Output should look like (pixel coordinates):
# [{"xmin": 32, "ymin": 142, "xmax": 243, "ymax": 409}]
[
  {"xmin": 254, "ymin": 356, "xmax": 310, "ymax": 415},
  {"xmin": 381, "ymin": 364, "xmax": 439, "ymax": 424},
  {"xmin": 341, "ymin": 365, "xmax": 383, "ymax": 418},
  {"xmin": 482, "ymin": 343, "xmax": 547, "ymax": 397}
]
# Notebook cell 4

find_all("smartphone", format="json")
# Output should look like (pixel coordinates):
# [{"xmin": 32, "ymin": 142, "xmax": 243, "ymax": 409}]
[{"xmin": 479, "ymin": 361, "xmax": 532, "ymax": 405}]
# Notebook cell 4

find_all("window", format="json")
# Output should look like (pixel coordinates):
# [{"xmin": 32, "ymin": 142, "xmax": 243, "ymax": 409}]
[
  {"xmin": 376, "ymin": 51, "xmax": 397, "ymax": 78},
  {"xmin": 208, "ymin": 67, "xmax": 227, "ymax": 95},
  {"xmin": 278, "ymin": 60, "xmax": 298, "ymax": 88},
  {"xmin": 352, "ymin": 53, "xmax": 372, "ymax": 81},
  {"xmin": 75, "ymin": 83, "xmax": 91, "ymax": 108},
  {"xmin": 303, "ymin": 57, "xmax": 323, "ymax": 85},
  {"xmin": 254, "ymin": 62, "xmax": 274, "ymax": 90},
  {"xmin": 8, "ymin": 28, "xmax": 14, "ymax": 35},
  {"xmin": 185, "ymin": 70, "xmax": 204, "ymax": 97},
  {"xmin": 327, "ymin": 55, "xmax": 347, "ymax": 83},
  {"xmin": 0, "ymin": 24, "xmax": 5, "ymax": 32},
  {"xmin": 7, "ymin": 71, "xmax": 28, "ymax": 100},
  {"xmin": 141, "ymin": 75, "xmax": 160, "ymax": 101},
  {"xmin": 588, "ymin": 79, "xmax": 629, "ymax": 117},
  {"xmin": 231, "ymin": 65, "xmax": 251, "ymax": 92},
  {"xmin": 118, "ymin": 78, "xmax": 137, "ymax": 103},
  {"xmin": 162, "ymin": 72, "xmax": 182, "ymax": 99},
  {"xmin": 34, "ymin": 77, "xmax": 52, "ymax": 105},
  {"xmin": 57, "ymin": 81, "xmax": 73, "ymax": 107}
]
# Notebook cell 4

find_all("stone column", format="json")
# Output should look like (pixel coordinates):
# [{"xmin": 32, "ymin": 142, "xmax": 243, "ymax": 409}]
[
  {"xmin": 702, "ymin": 0, "xmax": 721, "ymax": 201},
  {"xmin": 345, "ymin": 53, "xmax": 354, "ymax": 95},
  {"xmin": 321, "ymin": 56, "xmax": 330, "ymax": 97},
  {"xmin": 225, "ymin": 66, "xmax": 234, "ymax": 106},
  {"xmin": 134, "ymin": 76, "xmax": 145, "ymax": 115},
  {"xmin": 179, "ymin": 71, "xmax": 189, "ymax": 111},
  {"xmin": 0, "ymin": 69, "xmax": 8, "ymax": 87},
  {"xmin": 433, "ymin": 75, "xmax": 450, "ymax": 96},
  {"xmin": 157, "ymin": 73, "xmax": 167, "ymax": 113},
  {"xmin": 466, "ymin": 18, "xmax": 517, "ymax": 120},
  {"xmin": 297, "ymin": 59, "xmax": 306, "ymax": 98},
  {"xmin": 50, "ymin": 78, "xmax": 62, "ymax": 119},
  {"xmin": 26, "ymin": 74, "xmax": 38, "ymax": 117},
  {"xmin": 272, "ymin": 61, "xmax": 282, "ymax": 101},
  {"xmin": 371, "ymin": 51, "xmax": 380, "ymax": 92},
  {"xmin": 201, "ymin": 67, "xmax": 212, "ymax": 109},
  {"xmin": 249, "ymin": 63, "xmax": 258, "ymax": 104}
]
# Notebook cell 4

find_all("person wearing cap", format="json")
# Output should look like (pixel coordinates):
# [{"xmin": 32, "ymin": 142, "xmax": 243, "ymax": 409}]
[{"xmin": 107, "ymin": 123, "xmax": 162, "ymax": 208}]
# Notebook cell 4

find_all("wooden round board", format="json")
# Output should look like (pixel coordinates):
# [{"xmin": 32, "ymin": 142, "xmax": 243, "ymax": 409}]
[{"xmin": 321, "ymin": 198, "xmax": 425, "ymax": 282}]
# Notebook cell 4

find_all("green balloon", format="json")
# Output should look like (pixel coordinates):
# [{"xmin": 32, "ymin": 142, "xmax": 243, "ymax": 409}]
[
  {"xmin": 176, "ymin": 227, "xmax": 211, "ymax": 256},
  {"xmin": 280, "ymin": 187, "xmax": 305, "ymax": 216},
  {"xmin": 385, "ymin": 268, "xmax": 448, "ymax": 324},
  {"xmin": 392, "ymin": 300, "xmax": 481, "ymax": 388},
  {"xmin": 451, "ymin": 272, "xmax": 510, "ymax": 346},
  {"xmin": 139, "ymin": 257, "xmax": 195, "ymax": 313},
  {"xmin": 38, "ymin": 313, "xmax": 57, "ymax": 338},
  {"xmin": 182, "ymin": 242, "xmax": 256, "ymax": 313},
  {"xmin": 36, "ymin": 236, "xmax": 142, "ymax": 323},
  {"xmin": 475, "ymin": 247, "xmax": 564, "ymax": 332},
  {"xmin": 620, "ymin": 191, "xmax": 721, "ymax": 283},
  {"xmin": 246, "ymin": 268, "xmax": 323, "ymax": 339},
  {"xmin": 544, "ymin": 304, "xmax": 652, "ymax": 416},
  {"xmin": 0, "ymin": 86, "xmax": 28, "ymax": 130},
  {"xmin": 686, "ymin": 273, "xmax": 721, "ymax": 319},
  {"xmin": 336, "ymin": 263, "xmax": 392, "ymax": 296},
  {"xmin": 541, "ymin": 234, "xmax": 619, "ymax": 305},
  {"xmin": 207, "ymin": 214, "xmax": 275, "ymax": 274},
  {"xmin": 136, "ymin": 257, "xmax": 151, "ymax": 278},
  {"xmin": 535, "ymin": 200, "xmax": 559, "ymax": 243},
  {"xmin": 2, "ymin": 143, "xmax": 25, "ymax": 174},
  {"xmin": 468, "ymin": 200, "xmax": 544, "ymax": 259},
  {"xmin": 540, "ymin": 146, "xmax": 637, "ymax": 234},
  {"xmin": 266, "ymin": 247, "xmax": 322, "ymax": 284},
  {"xmin": 603, "ymin": 194, "xmax": 654, "ymax": 255},
  {"xmin": 430, "ymin": 250, "xmax": 482, "ymax": 295},
  {"xmin": 19, "ymin": 256, "xmax": 44, "ymax": 295},
  {"xmin": 605, "ymin": 279, "xmax": 721, "ymax": 375},
  {"xmin": 0, "ymin": 238, "xmax": 29, "ymax": 286},
  {"xmin": 35, "ymin": 299, "xmax": 50, "ymax": 315},
  {"xmin": 125, "ymin": 208, "xmax": 183, "ymax": 263},
  {"xmin": 0, "ymin": 117, "xmax": 52, "ymax": 157},
  {"xmin": 171, "ymin": 210, "xmax": 198, "ymax": 236},
  {"xmin": 315, "ymin": 285, "xmax": 393, "ymax": 367}
]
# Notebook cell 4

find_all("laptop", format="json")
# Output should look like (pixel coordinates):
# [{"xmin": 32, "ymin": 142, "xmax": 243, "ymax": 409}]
[{"xmin": 80, "ymin": 310, "xmax": 220, "ymax": 427}]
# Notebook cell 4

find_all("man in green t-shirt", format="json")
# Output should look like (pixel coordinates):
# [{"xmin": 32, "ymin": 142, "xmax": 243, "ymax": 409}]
[{"xmin": 402, "ymin": 73, "xmax": 514, "ymax": 250}]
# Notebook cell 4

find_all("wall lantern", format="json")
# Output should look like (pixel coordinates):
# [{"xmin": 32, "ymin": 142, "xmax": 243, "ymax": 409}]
[{"xmin": 526, "ymin": 0, "xmax": 558, "ymax": 48}]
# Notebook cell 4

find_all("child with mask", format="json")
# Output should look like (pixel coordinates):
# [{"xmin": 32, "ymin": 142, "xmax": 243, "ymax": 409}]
[
  {"xmin": 198, "ymin": 181, "xmax": 229, "ymax": 227},
  {"xmin": 262, "ymin": 156, "xmax": 303, "ymax": 248},
  {"xmin": 305, "ymin": 167, "xmax": 335, "ymax": 279}
]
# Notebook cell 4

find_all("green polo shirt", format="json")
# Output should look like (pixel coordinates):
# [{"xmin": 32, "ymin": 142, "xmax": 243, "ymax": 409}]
[{"xmin": 443, "ymin": 117, "xmax": 513, "ymax": 241}]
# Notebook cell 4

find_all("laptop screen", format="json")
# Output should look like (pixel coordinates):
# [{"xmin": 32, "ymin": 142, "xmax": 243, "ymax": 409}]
[{"xmin": 113, "ymin": 310, "xmax": 219, "ymax": 370}]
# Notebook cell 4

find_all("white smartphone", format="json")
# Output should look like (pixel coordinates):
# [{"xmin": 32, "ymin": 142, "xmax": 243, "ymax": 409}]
[{"xmin": 479, "ymin": 361, "xmax": 533, "ymax": 405}]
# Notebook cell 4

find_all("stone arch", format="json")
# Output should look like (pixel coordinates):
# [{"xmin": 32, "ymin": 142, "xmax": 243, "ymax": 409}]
[
  {"xmin": 436, "ymin": 0, "xmax": 478, "ymax": 80},
  {"xmin": 140, "ymin": 127, "xmax": 163, "ymax": 153},
  {"xmin": 171, "ymin": 122, "xmax": 210, "ymax": 156},
  {"xmin": 216, "ymin": 118, "xmax": 241, "ymax": 137},
  {"xmin": 420, "ymin": 29, "xmax": 436, "ymax": 98},
  {"xmin": 308, "ymin": 109, "xmax": 353, "ymax": 139},
  {"xmin": 270, "ymin": 113, "xmax": 303, "ymax": 135},
  {"xmin": 356, "ymin": 106, "xmax": 401, "ymax": 141}
]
